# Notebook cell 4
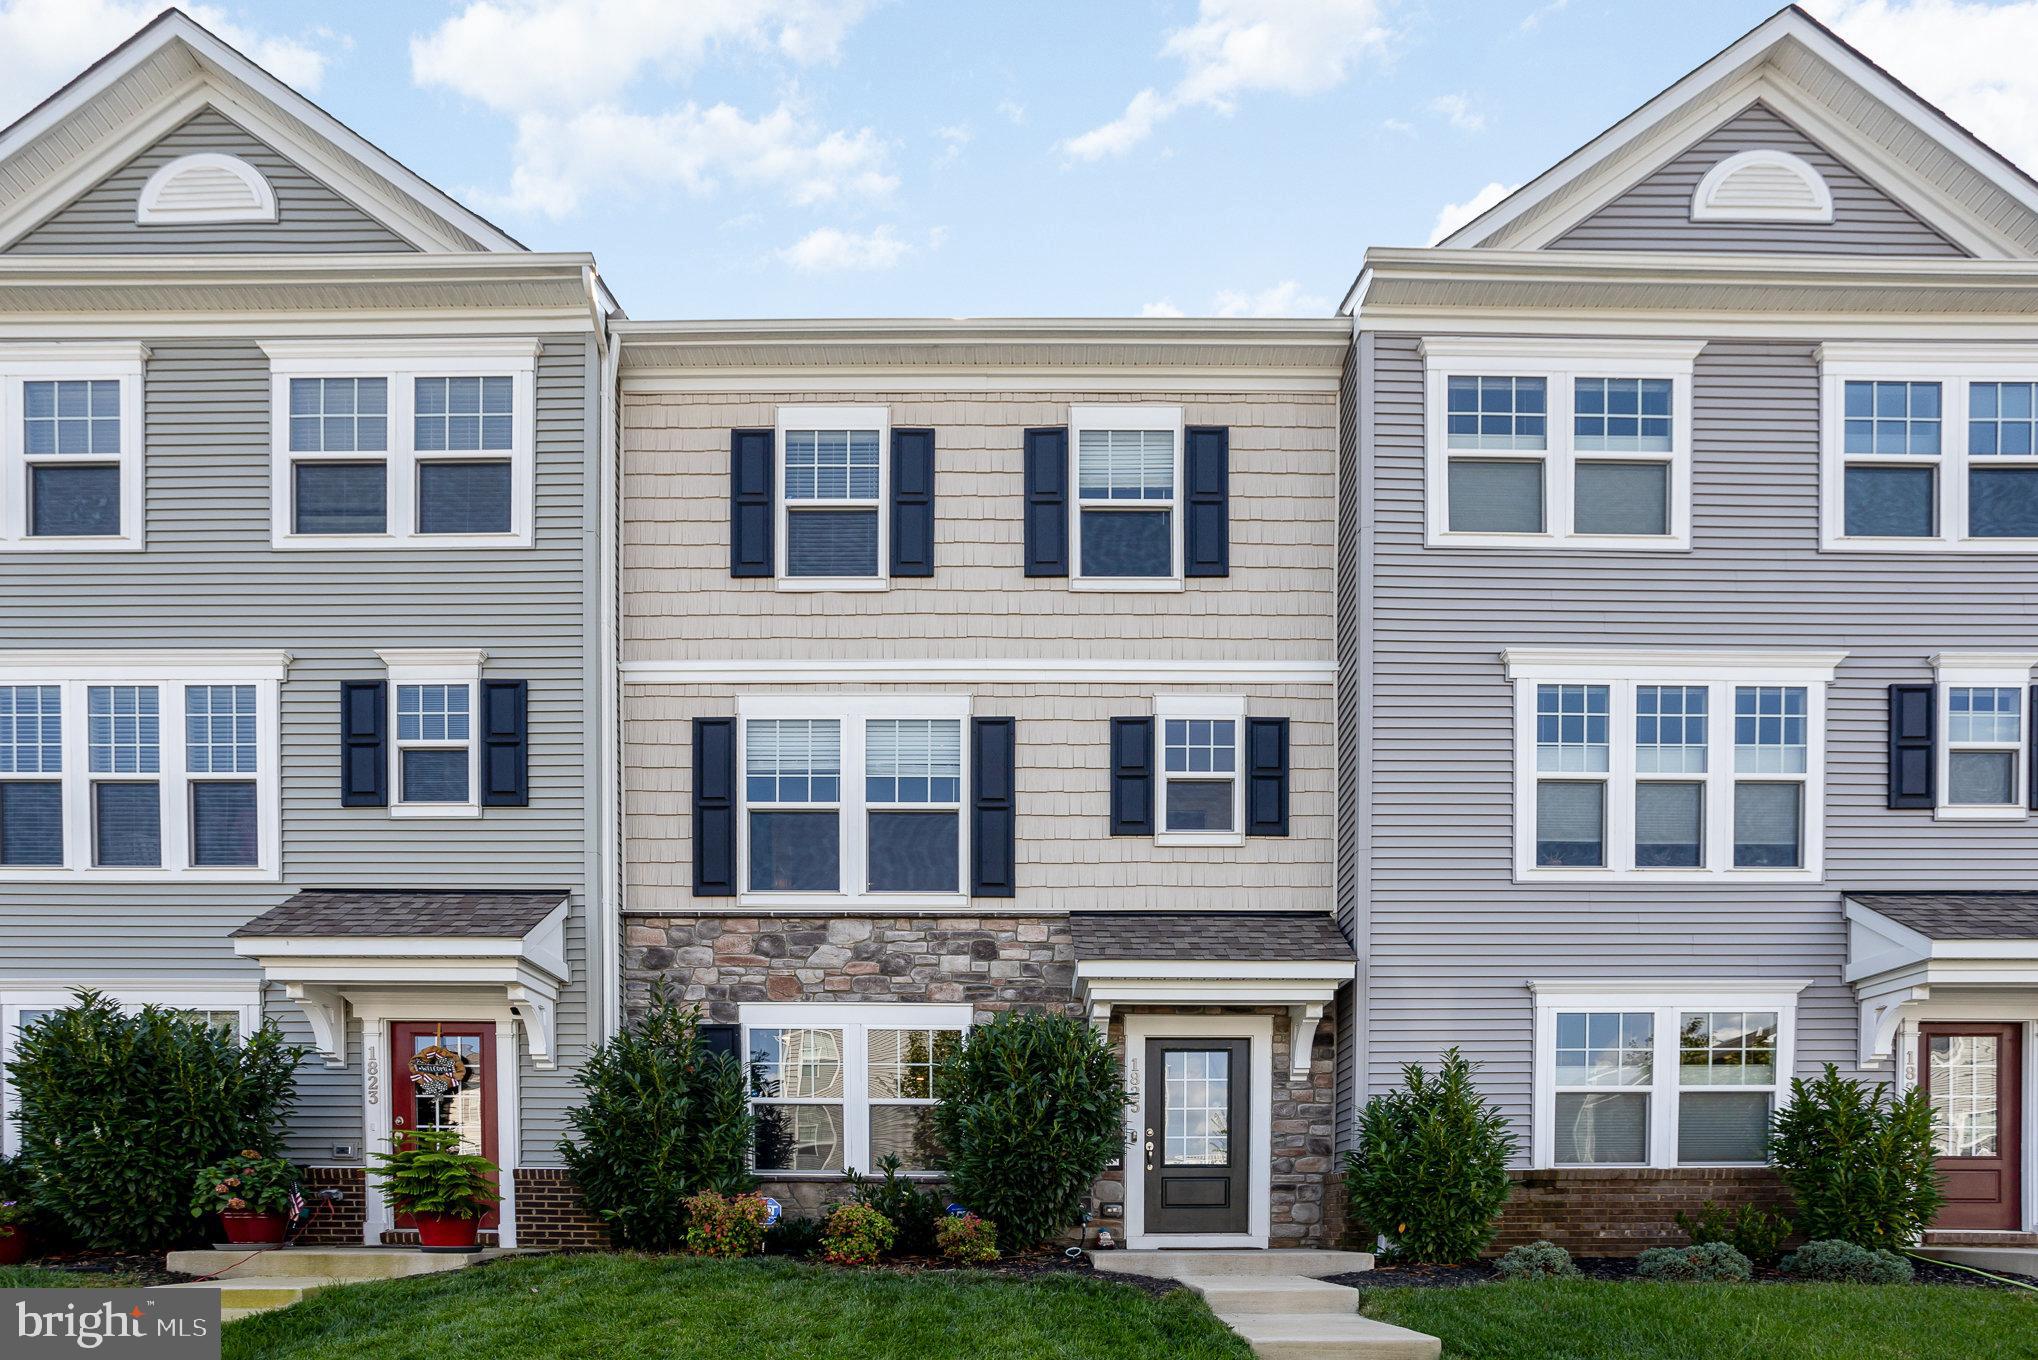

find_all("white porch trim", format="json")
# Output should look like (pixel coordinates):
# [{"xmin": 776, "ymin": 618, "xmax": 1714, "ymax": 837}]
[
  {"xmin": 1073, "ymin": 959, "xmax": 1351, "ymax": 1079},
  {"xmin": 1121, "ymin": 1012, "xmax": 1274, "ymax": 1251}
]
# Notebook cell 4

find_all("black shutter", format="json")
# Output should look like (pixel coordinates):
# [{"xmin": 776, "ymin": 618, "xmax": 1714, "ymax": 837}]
[
  {"xmin": 971, "ymin": 717, "xmax": 1016, "ymax": 897},
  {"xmin": 1245, "ymin": 717, "xmax": 1290, "ymax": 836},
  {"xmin": 480, "ymin": 680, "xmax": 529, "ymax": 808},
  {"xmin": 1109, "ymin": 716, "xmax": 1155, "ymax": 835},
  {"xmin": 339, "ymin": 681, "xmax": 387, "ymax": 808},
  {"xmin": 890, "ymin": 427, "xmax": 936, "ymax": 577},
  {"xmin": 1184, "ymin": 425, "xmax": 1230, "ymax": 578},
  {"xmin": 1023, "ymin": 427, "xmax": 1069, "ymax": 577},
  {"xmin": 693, "ymin": 717, "xmax": 738, "ymax": 896},
  {"xmin": 1888, "ymin": 684, "xmax": 1935, "ymax": 810},
  {"xmin": 730, "ymin": 429, "xmax": 774, "ymax": 578},
  {"xmin": 699, "ymin": 1024, "xmax": 740, "ymax": 1059}
]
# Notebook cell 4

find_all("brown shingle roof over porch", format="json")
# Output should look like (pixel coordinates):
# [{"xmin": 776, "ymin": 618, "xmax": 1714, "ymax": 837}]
[
  {"xmin": 1070, "ymin": 911, "xmax": 1352, "ymax": 962},
  {"xmin": 1846, "ymin": 892, "xmax": 2038, "ymax": 940},
  {"xmin": 233, "ymin": 890, "xmax": 569, "ymax": 939}
]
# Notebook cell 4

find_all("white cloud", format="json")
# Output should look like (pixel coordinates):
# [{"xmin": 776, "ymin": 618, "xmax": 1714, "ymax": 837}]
[
  {"xmin": 1808, "ymin": 0, "xmax": 2038, "ymax": 175},
  {"xmin": 997, "ymin": 100, "xmax": 1027, "ymax": 125},
  {"xmin": 1429, "ymin": 93, "xmax": 1485, "ymax": 133},
  {"xmin": 1141, "ymin": 300, "xmax": 1187, "ymax": 317},
  {"xmin": 477, "ymin": 102, "xmax": 896, "ymax": 219},
  {"xmin": 1213, "ymin": 280, "xmax": 1332, "ymax": 317},
  {"xmin": 1381, "ymin": 117, "xmax": 1416, "ymax": 136},
  {"xmin": 779, "ymin": 224, "xmax": 910, "ymax": 271},
  {"xmin": 1060, "ymin": 0, "xmax": 1392, "ymax": 160},
  {"xmin": 934, "ymin": 122, "xmax": 971, "ymax": 166},
  {"xmin": 0, "ymin": 0, "xmax": 330, "ymax": 124},
  {"xmin": 1427, "ymin": 181, "xmax": 1518, "ymax": 245}
]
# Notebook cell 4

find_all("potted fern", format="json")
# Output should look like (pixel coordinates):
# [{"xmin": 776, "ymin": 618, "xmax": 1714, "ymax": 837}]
[{"xmin": 370, "ymin": 1130, "xmax": 501, "ymax": 1252}]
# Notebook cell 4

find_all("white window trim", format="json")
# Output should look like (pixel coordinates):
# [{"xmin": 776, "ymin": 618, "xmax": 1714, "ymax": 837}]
[
  {"xmin": 1690, "ymin": 149, "xmax": 1834, "ymax": 223},
  {"xmin": 136, "ymin": 152, "xmax": 277, "ymax": 225},
  {"xmin": 379, "ymin": 648, "xmax": 485, "ymax": 820},
  {"xmin": 1932, "ymin": 651, "xmax": 2038, "ymax": 821},
  {"xmin": 1069, "ymin": 404, "xmax": 1186, "ymax": 592},
  {"xmin": 0, "ymin": 345, "xmax": 147, "ymax": 552},
  {"xmin": 1503, "ymin": 648, "xmax": 1845, "ymax": 884},
  {"xmin": 1422, "ymin": 338, "xmax": 1700, "ymax": 552},
  {"xmin": 1, "ymin": 981, "xmax": 261, "ymax": 1157},
  {"xmin": 737, "ymin": 695, "xmax": 972, "ymax": 909},
  {"xmin": 1819, "ymin": 344, "xmax": 2038, "ymax": 553},
  {"xmin": 739, "ymin": 1001, "xmax": 972, "ymax": 1178},
  {"xmin": 1529, "ymin": 981, "xmax": 1806, "ymax": 1171},
  {"xmin": 774, "ymin": 404, "xmax": 890, "ymax": 592},
  {"xmin": 262, "ymin": 339, "xmax": 538, "ymax": 551},
  {"xmin": 0, "ymin": 651, "xmax": 285, "ymax": 881},
  {"xmin": 1154, "ymin": 694, "xmax": 1246, "ymax": 847}
]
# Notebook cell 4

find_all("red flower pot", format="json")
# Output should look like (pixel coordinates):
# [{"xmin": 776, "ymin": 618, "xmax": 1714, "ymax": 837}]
[
  {"xmin": 219, "ymin": 1211, "xmax": 287, "ymax": 1246},
  {"xmin": 0, "ymin": 1231, "xmax": 25, "ymax": 1266},
  {"xmin": 413, "ymin": 1212, "xmax": 480, "ymax": 1252}
]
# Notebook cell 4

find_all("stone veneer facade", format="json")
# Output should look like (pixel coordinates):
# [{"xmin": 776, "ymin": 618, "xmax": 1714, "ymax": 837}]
[{"xmin": 624, "ymin": 914, "xmax": 1340, "ymax": 1247}]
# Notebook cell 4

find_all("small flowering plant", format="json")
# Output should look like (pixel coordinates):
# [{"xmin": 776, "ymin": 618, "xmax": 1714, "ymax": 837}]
[
  {"xmin": 934, "ymin": 1212, "xmax": 998, "ymax": 1264},
  {"xmin": 0, "ymin": 1200, "xmax": 26, "ymax": 1239},
  {"xmin": 191, "ymin": 1149, "xmax": 298, "ymax": 1219},
  {"xmin": 682, "ymin": 1191, "xmax": 774, "ymax": 1258}
]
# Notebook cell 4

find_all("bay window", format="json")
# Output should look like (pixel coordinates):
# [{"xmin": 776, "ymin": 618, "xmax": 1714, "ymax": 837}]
[
  {"xmin": 0, "ymin": 346, "xmax": 146, "ymax": 551},
  {"xmin": 1506, "ymin": 648, "xmax": 1841, "ymax": 882},
  {"xmin": 740, "ymin": 697, "xmax": 969, "ymax": 905},
  {"xmin": 743, "ymin": 1003, "xmax": 969, "ymax": 1175},
  {"xmin": 1533, "ymin": 985, "xmax": 1800, "ymax": 1169}
]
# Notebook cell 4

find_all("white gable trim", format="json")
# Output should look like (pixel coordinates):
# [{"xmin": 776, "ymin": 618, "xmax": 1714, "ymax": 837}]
[{"xmin": 1435, "ymin": 9, "xmax": 2038, "ymax": 260}]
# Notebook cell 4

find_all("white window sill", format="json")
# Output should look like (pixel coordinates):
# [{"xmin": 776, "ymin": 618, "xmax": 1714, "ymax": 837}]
[
  {"xmin": 0, "ymin": 538, "xmax": 144, "ymax": 553},
  {"xmin": 0, "ymin": 866, "xmax": 279, "ymax": 882},
  {"xmin": 1515, "ymin": 867, "xmax": 1821, "ymax": 885},
  {"xmin": 272, "ymin": 533, "xmax": 533, "ymax": 551},
  {"xmin": 1070, "ymin": 577, "xmax": 1185, "ymax": 593},
  {"xmin": 1822, "ymin": 537, "xmax": 2038, "ymax": 554},
  {"xmin": 390, "ymin": 803, "xmax": 482, "ymax": 819},
  {"xmin": 737, "ymin": 892, "xmax": 969, "ymax": 910},
  {"xmin": 1427, "ymin": 531, "xmax": 1689, "ymax": 552},
  {"xmin": 774, "ymin": 577, "xmax": 890, "ymax": 593},
  {"xmin": 1156, "ymin": 831, "xmax": 1247, "ymax": 848},
  {"xmin": 1935, "ymin": 805, "xmax": 2028, "ymax": 821}
]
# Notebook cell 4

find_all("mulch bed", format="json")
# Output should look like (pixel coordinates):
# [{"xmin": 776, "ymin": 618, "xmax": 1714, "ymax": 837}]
[
  {"xmin": 1326, "ymin": 1255, "xmax": 2038, "ymax": 1293},
  {"xmin": 836, "ymin": 1249, "xmax": 1188, "ymax": 1298}
]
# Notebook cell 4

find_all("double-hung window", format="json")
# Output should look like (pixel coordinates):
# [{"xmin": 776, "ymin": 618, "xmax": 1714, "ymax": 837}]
[
  {"xmin": 1533, "ymin": 986, "xmax": 1799, "ymax": 1169},
  {"xmin": 1423, "ymin": 339, "xmax": 1699, "ymax": 549},
  {"xmin": 1156, "ymin": 696, "xmax": 1244, "ymax": 844},
  {"xmin": 1932, "ymin": 653, "xmax": 2035, "ymax": 819},
  {"xmin": 1823, "ymin": 346, "xmax": 2038, "ymax": 550},
  {"xmin": 380, "ymin": 649, "xmax": 482, "ymax": 817},
  {"xmin": 1506, "ymin": 649, "xmax": 1840, "ymax": 882},
  {"xmin": 0, "ymin": 655, "xmax": 282, "ymax": 879},
  {"xmin": 263, "ymin": 340, "xmax": 537, "ymax": 548},
  {"xmin": 776, "ymin": 406, "xmax": 887, "ymax": 588},
  {"xmin": 743, "ymin": 1003, "xmax": 969, "ymax": 1175},
  {"xmin": 740, "ymin": 697, "xmax": 969, "ymax": 905},
  {"xmin": 1071, "ymin": 405, "xmax": 1182, "ymax": 586},
  {"xmin": 0, "ymin": 346, "xmax": 146, "ymax": 550}
]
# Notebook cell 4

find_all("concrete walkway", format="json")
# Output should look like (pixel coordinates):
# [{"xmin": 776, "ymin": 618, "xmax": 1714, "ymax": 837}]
[
  {"xmin": 1093, "ymin": 1249, "xmax": 1441, "ymax": 1360},
  {"xmin": 1914, "ymin": 1242, "xmax": 2038, "ymax": 1280},
  {"xmin": 160, "ymin": 1246, "xmax": 506, "ymax": 1321}
]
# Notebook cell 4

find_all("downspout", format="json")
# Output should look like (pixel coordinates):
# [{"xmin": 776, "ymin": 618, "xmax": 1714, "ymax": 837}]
[{"xmin": 584, "ymin": 262, "xmax": 623, "ymax": 1041}]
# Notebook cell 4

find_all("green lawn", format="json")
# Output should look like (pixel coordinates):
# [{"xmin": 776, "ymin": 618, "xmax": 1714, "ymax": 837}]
[
  {"xmin": 0, "ymin": 1265, "xmax": 147, "ymax": 1288},
  {"xmin": 1361, "ymin": 1278, "xmax": 2038, "ymax": 1360},
  {"xmin": 220, "ymin": 1253, "xmax": 1252, "ymax": 1360}
]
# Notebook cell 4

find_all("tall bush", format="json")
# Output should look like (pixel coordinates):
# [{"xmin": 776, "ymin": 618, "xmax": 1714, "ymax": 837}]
[
  {"xmin": 559, "ymin": 986, "xmax": 753, "ymax": 1249},
  {"xmin": 933, "ymin": 1012, "xmax": 1124, "ymax": 1250},
  {"xmin": 1344, "ymin": 1047, "xmax": 1516, "ymax": 1263},
  {"xmin": 12, "ymin": 991, "xmax": 302, "ymax": 1251},
  {"xmin": 1767, "ymin": 1064, "xmax": 1941, "ymax": 1250}
]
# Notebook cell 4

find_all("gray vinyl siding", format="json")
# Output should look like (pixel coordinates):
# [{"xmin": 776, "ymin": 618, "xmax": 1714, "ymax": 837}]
[
  {"xmin": 1549, "ymin": 102, "xmax": 1966, "ymax": 257},
  {"xmin": 1334, "ymin": 334, "xmax": 1363, "ymax": 1149},
  {"xmin": 7, "ymin": 107, "xmax": 414, "ymax": 255},
  {"xmin": 0, "ymin": 336, "xmax": 595, "ymax": 1167},
  {"xmin": 1362, "ymin": 332, "xmax": 2038, "ymax": 1155}
]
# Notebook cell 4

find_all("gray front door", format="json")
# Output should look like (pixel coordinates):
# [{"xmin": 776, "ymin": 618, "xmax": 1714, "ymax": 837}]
[{"xmin": 1143, "ymin": 1038, "xmax": 1249, "ymax": 1236}]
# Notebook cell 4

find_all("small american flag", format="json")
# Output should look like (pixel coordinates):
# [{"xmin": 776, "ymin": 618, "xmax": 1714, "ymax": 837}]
[{"xmin": 288, "ymin": 1186, "xmax": 307, "ymax": 1223}]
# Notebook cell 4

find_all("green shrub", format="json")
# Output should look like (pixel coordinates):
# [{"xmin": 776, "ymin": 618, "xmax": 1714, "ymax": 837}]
[
  {"xmin": 845, "ymin": 1153, "xmax": 942, "ymax": 1256},
  {"xmin": 1781, "ymin": 1238, "xmax": 1913, "ymax": 1284},
  {"xmin": 1635, "ymin": 1242, "xmax": 1753, "ymax": 1283},
  {"xmin": 369, "ymin": 1130, "xmax": 501, "ymax": 1220},
  {"xmin": 932, "ymin": 1012, "xmax": 1124, "ymax": 1250},
  {"xmin": 682, "ymin": 1191, "xmax": 773, "ymax": 1258},
  {"xmin": 1767, "ymin": 1064, "xmax": 1941, "ymax": 1251},
  {"xmin": 191, "ymin": 1152, "xmax": 298, "ymax": 1219},
  {"xmin": 763, "ymin": 1214, "xmax": 825, "ymax": 1258},
  {"xmin": 12, "ymin": 991, "xmax": 302, "ymax": 1251},
  {"xmin": 1493, "ymin": 1240, "xmax": 1578, "ymax": 1279},
  {"xmin": 935, "ymin": 1213, "xmax": 999, "ymax": 1264},
  {"xmin": 1343, "ymin": 1047, "xmax": 1517, "ymax": 1264},
  {"xmin": 1674, "ymin": 1200, "xmax": 1794, "ymax": 1267},
  {"xmin": 558, "ymin": 985, "xmax": 754, "ymax": 1249},
  {"xmin": 822, "ymin": 1203, "xmax": 895, "ymax": 1266}
]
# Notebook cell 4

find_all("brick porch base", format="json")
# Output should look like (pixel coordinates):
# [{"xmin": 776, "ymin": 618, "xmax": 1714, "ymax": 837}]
[{"xmin": 1486, "ymin": 1167, "xmax": 1791, "ymax": 1256}]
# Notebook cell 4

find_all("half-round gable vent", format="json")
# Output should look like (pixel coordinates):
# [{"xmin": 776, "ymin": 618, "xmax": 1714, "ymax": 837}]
[
  {"xmin": 1690, "ymin": 149, "xmax": 1833, "ymax": 223},
  {"xmin": 136, "ymin": 153, "xmax": 278, "ymax": 225}
]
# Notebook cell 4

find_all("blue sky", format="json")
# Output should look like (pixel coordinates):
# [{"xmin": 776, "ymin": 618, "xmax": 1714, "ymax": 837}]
[{"xmin": 4, "ymin": 1, "xmax": 2036, "ymax": 317}]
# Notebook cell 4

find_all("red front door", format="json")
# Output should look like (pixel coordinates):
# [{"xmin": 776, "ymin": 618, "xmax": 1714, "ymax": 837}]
[
  {"xmin": 1921, "ymin": 1023, "xmax": 2023, "ymax": 1232},
  {"xmin": 390, "ymin": 1022, "xmax": 499, "ymax": 1230}
]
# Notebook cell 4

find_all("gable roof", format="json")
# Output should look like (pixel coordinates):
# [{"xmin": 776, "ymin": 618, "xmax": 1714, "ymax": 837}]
[
  {"xmin": 1437, "ymin": 5, "xmax": 2038, "ymax": 261},
  {"xmin": 0, "ymin": 8, "xmax": 523, "ymax": 254}
]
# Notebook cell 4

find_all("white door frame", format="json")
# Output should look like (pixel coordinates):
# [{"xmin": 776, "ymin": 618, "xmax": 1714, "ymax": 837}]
[
  {"xmin": 1894, "ymin": 997, "xmax": 2038, "ymax": 1235},
  {"xmin": 1122, "ymin": 1012, "xmax": 1272, "ymax": 1249},
  {"xmin": 351, "ymin": 990, "xmax": 522, "ymax": 1247}
]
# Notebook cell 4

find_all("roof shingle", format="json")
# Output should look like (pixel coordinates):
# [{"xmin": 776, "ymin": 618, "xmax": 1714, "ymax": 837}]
[
  {"xmin": 232, "ymin": 890, "xmax": 567, "ymax": 939},
  {"xmin": 1847, "ymin": 892, "xmax": 2038, "ymax": 941},
  {"xmin": 1070, "ymin": 911, "xmax": 1352, "ymax": 963}
]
